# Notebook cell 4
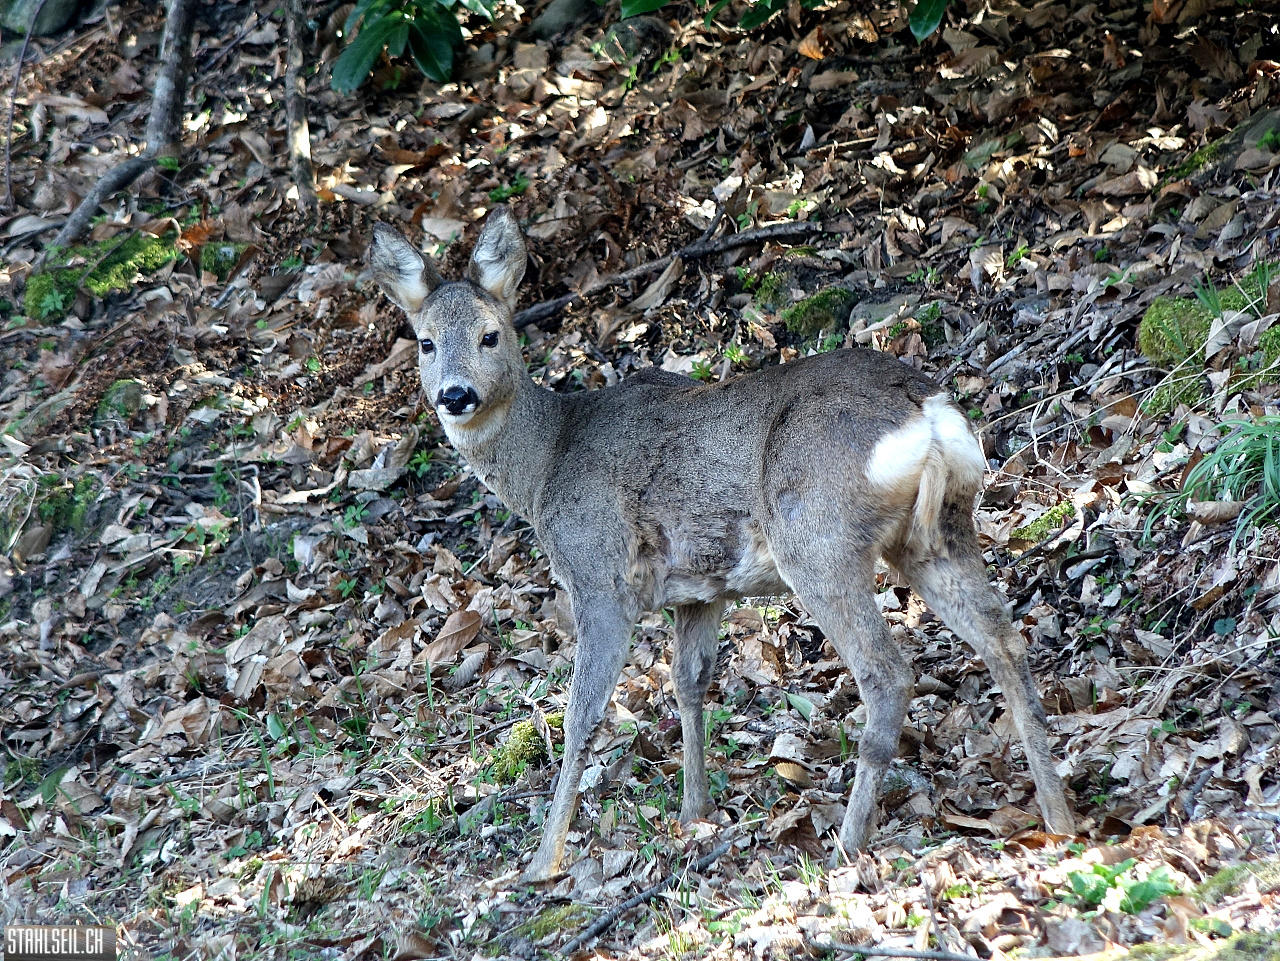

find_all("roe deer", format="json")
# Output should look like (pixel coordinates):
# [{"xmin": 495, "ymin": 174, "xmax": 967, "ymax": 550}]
[{"xmin": 368, "ymin": 208, "xmax": 1075, "ymax": 882}]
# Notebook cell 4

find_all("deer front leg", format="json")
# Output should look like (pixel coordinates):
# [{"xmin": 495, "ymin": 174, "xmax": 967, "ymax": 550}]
[
  {"xmin": 523, "ymin": 600, "xmax": 634, "ymax": 883},
  {"xmin": 671, "ymin": 602, "xmax": 723, "ymax": 823}
]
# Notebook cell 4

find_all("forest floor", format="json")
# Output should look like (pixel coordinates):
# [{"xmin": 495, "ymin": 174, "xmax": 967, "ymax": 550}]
[{"xmin": 2, "ymin": 0, "xmax": 1280, "ymax": 958}]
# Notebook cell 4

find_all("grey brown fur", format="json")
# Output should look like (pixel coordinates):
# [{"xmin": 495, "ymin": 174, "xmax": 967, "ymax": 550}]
[{"xmin": 367, "ymin": 209, "xmax": 1075, "ymax": 881}]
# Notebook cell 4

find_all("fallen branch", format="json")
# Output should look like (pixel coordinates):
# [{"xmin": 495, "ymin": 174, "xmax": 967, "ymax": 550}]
[
  {"xmin": 284, "ymin": 0, "xmax": 317, "ymax": 219},
  {"xmin": 50, "ymin": 0, "xmax": 196, "ymax": 249},
  {"xmin": 559, "ymin": 838, "xmax": 733, "ymax": 956},
  {"xmin": 819, "ymin": 940, "xmax": 980, "ymax": 961},
  {"xmin": 513, "ymin": 219, "xmax": 845, "ymax": 329}
]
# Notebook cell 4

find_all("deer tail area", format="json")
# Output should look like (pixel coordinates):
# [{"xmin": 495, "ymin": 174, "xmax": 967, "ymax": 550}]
[{"xmin": 864, "ymin": 394, "xmax": 986, "ymax": 551}]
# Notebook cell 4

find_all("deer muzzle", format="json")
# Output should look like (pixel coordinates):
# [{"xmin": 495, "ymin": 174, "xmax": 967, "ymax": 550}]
[{"xmin": 437, "ymin": 385, "xmax": 479, "ymax": 416}]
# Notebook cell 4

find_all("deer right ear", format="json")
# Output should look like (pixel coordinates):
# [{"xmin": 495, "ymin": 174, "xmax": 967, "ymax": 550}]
[{"xmin": 368, "ymin": 223, "xmax": 443, "ymax": 313}]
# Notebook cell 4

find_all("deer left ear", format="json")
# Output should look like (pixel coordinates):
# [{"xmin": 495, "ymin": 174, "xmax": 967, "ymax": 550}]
[{"xmin": 467, "ymin": 207, "xmax": 528, "ymax": 309}]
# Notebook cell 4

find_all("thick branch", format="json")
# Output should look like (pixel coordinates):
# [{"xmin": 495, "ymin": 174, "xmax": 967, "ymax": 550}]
[
  {"xmin": 143, "ymin": 0, "xmax": 194, "ymax": 154},
  {"xmin": 285, "ymin": 0, "xmax": 317, "ymax": 218},
  {"xmin": 820, "ymin": 941, "xmax": 981, "ymax": 961},
  {"xmin": 513, "ymin": 219, "xmax": 843, "ymax": 329},
  {"xmin": 51, "ymin": 0, "xmax": 196, "ymax": 248},
  {"xmin": 3, "ymin": 0, "xmax": 49, "ymax": 210}
]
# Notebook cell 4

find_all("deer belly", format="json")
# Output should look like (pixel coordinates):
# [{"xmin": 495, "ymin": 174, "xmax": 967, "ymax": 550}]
[{"xmin": 661, "ymin": 521, "xmax": 786, "ymax": 604}]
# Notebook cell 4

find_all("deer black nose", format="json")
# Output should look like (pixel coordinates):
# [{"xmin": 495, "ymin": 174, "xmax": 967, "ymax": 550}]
[{"xmin": 437, "ymin": 385, "xmax": 478, "ymax": 415}]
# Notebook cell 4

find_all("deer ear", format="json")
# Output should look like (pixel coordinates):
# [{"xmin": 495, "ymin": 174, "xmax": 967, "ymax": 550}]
[
  {"xmin": 368, "ymin": 223, "xmax": 442, "ymax": 313},
  {"xmin": 467, "ymin": 207, "xmax": 527, "ymax": 309}
]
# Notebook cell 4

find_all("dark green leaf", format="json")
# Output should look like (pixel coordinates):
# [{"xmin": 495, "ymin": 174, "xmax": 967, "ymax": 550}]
[
  {"xmin": 387, "ymin": 21, "xmax": 411, "ymax": 57},
  {"xmin": 908, "ymin": 0, "xmax": 948, "ymax": 41},
  {"xmin": 344, "ymin": 0, "xmax": 392, "ymax": 34},
  {"xmin": 456, "ymin": 0, "xmax": 496, "ymax": 19},
  {"xmin": 620, "ymin": 0, "xmax": 670, "ymax": 17},
  {"xmin": 739, "ymin": 0, "xmax": 786, "ymax": 31},
  {"xmin": 408, "ymin": 11, "xmax": 459, "ymax": 83},
  {"xmin": 702, "ymin": 0, "xmax": 731, "ymax": 26},
  {"xmin": 331, "ymin": 14, "xmax": 403, "ymax": 93}
]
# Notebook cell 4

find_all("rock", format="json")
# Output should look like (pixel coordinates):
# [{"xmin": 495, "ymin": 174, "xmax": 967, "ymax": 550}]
[
  {"xmin": 1, "ymin": 0, "xmax": 83, "ymax": 37},
  {"xmin": 601, "ymin": 15, "xmax": 672, "ymax": 68},
  {"xmin": 529, "ymin": 0, "xmax": 595, "ymax": 40}
]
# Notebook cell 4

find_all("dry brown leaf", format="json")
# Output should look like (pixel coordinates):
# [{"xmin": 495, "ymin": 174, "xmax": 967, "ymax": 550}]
[
  {"xmin": 419, "ymin": 609, "xmax": 482, "ymax": 666},
  {"xmin": 797, "ymin": 27, "xmax": 828, "ymax": 61},
  {"xmin": 1188, "ymin": 500, "xmax": 1246, "ymax": 525},
  {"xmin": 627, "ymin": 257, "xmax": 683, "ymax": 313}
]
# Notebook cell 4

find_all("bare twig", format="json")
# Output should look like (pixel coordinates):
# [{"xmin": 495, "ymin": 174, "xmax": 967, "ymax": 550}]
[
  {"xmin": 50, "ymin": 0, "xmax": 196, "ymax": 249},
  {"xmin": 284, "ymin": 0, "xmax": 317, "ymax": 219},
  {"xmin": 820, "ymin": 940, "xmax": 980, "ymax": 961},
  {"xmin": 116, "ymin": 758, "xmax": 257, "ymax": 788},
  {"xmin": 513, "ymin": 219, "xmax": 845, "ymax": 329},
  {"xmin": 695, "ymin": 203, "xmax": 725, "ymax": 245},
  {"xmin": 920, "ymin": 873, "xmax": 950, "ymax": 956},
  {"xmin": 559, "ymin": 838, "xmax": 733, "ymax": 956},
  {"xmin": 3, "ymin": 0, "xmax": 49, "ymax": 210},
  {"xmin": 202, "ymin": 8, "xmax": 261, "ymax": 72}
]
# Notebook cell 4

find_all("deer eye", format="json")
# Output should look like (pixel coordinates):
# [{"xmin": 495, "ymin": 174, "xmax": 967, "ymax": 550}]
[
  {"xmin": 481, "ymin": 331, "xmax": 500, "ymax": 348},
  {"xmin": 419, "ymin": 338, "xmax": 435, "ymax": 354}
]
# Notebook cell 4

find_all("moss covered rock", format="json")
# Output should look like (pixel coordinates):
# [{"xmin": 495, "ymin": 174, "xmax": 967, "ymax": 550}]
[
  {"xmin": 25, "ymin": 232, "xmax": 179, "ymax": 321},
  {"xmin": 1195, "ymin": 859, "xmax": 1280, "ymax": 904},
  {"xmin": 95, "ymin": 379, "xmax": 145, "ymax": 426},
  {"xmin": 779, "ymin": 286, "xmax": 857, "ymax": 336},
  {"xmin": 515, "ymin": 903, "xmax": 592, "ymax": 940},
  {"xmin": 749, "ymin": 271, "xmax": 789, "ymax": 312},
  {"xmin": 200, "ymin": 241, "xmax": 249, "ymax": 281}
]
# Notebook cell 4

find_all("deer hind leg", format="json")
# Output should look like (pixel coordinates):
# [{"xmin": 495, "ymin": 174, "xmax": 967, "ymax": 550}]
[
  {"xmin": 891, "ymin": 508, "xmax": 1075, "ymax": 836},
  {"xmin": 774, "ymin": 548, "xmax": 915, "ymax": 861},
  {"xmin": 671, "ymin": 602, "xmax": 722, "ymax": 822},
  {"xmin": 523, "ymin": 601, "xmax": 634, "ymax": 883}
]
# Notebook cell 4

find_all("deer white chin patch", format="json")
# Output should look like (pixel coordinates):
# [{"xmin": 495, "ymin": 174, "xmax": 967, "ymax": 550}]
[
  {"xmin": 439, "ymin": 408, "xmax": 506, "ymax": 449},
  {"xmin": 438, "ymin": 408, "xmax": 478, "ymax": 426}
]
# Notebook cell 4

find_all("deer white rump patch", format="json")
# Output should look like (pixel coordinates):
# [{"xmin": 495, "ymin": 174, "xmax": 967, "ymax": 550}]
[{"xmin": 864, "ymin": 394, "xmax": 984, "ymax": 493}]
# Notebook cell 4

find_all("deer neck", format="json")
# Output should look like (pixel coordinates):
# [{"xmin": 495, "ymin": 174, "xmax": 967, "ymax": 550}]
[{"xmin": 444, "ymin": 369, "xmax": 563, "ymax": 519}]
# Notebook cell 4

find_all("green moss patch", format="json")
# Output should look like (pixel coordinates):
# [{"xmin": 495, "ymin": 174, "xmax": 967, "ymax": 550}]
[
  {"xmin": 1105, "ymin": 931, "xmax": 1280, "ymax": 961},
  {"xmin": 1167, "ymin": 138, "xmax": 1227, "ymax": 181},
  {"xmin": 1257, "ymin": 324, "xmax": 1280, "ymax": 373},
  {"xmin": 25, "ymin": 232, "xmax": 179, "ymax": 321},
  {"xmin": 200, "ymin": 241, "xmax": 250, "ymax": 281},
  {"xmin": 750, "ymin": 271, "xmax": 789, "ymax": 311},
  {"xmin": 1138, "ymin": 296, "xmax": 1213, "ymax": 369},
  {"xmin": 1136, "ymin": 294, "xmax": 1211, "ymax": 414},
  {"xmin": 514, "ymin": 903, "xmax": 592, "ymax": 941},
  {"xmin": 1195, "ymin": 859, "xmax": 1280, "ymax": 905},
  {"xmin": 1234, "ymin": 325, "xmax": 1280, "ymax": 392},
  {"xmin": 1138, "ymin": 265, "xmax": 1279, "ymax": 413},
  {"xmin": 1011, "ymin": 501, "xmax": 1075, "ymax": 542},
  {"xmin": 1127, "ymin": 945, "xmax": 1185, "ymax": 961},
  {"xmin": 37, "ymin": 475, "xmax": 101, "ymax": 534},
  {"xmin": 779, "ymin": 286, "xmax": 856, "ymax": 336},
  {"xmin": 491, "ymin": 719, "xmax": 546, "ymax": 782}
]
